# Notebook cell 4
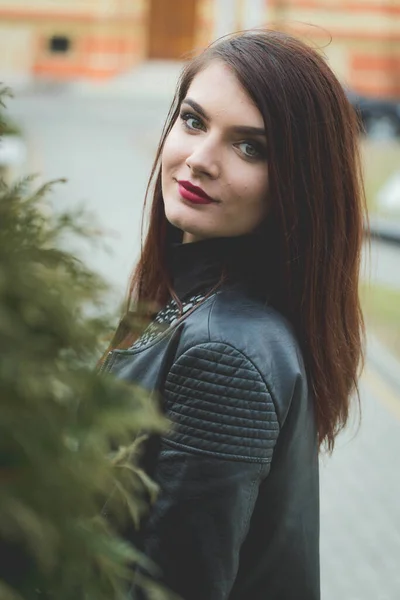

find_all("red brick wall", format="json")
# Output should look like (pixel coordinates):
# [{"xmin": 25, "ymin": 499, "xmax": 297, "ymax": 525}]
[{"xmin": 266, "ymin": 0, "xmax": 400, "ymax": 98}]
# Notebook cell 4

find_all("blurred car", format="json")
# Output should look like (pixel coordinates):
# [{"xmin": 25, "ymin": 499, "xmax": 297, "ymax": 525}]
[{"xmin": 346, "ymin": 90, "xmax": 400, "ymax": 140}]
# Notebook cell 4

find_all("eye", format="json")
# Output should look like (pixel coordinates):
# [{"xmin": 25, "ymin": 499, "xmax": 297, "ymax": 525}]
[
  {"xmin": 237, "ymin": 141, "xmax": 264, "ymax": 159},
  {"xmin": 180, "ymin": 112, "xmax": 205, "ymax": 131}
]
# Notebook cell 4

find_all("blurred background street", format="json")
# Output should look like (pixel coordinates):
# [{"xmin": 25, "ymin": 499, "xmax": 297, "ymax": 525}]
[{"xmin": 1, "ymin": 1, "xmax": 400, "ymax": 598}]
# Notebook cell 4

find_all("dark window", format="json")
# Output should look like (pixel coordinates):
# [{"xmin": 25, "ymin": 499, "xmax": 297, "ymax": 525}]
[{"xmin": 49, "ymin": 36, "xmax": 71, "ymax": 54}]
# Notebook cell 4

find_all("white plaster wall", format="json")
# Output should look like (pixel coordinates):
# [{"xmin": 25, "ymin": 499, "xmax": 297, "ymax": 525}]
[
  {"xmin": 214, "ymin": 0, "xmax": 237, "ymax": 39},
  {"xmin": 242, "ymin": 0, "xmax": 265, "ymax": 30}
]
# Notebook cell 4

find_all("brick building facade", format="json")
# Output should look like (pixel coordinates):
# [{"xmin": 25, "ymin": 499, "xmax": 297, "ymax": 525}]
[
  {"xmin": 267, "ymin": 0, "xmax": 400, "ymax": 98},
  {"xmin": 0, "ymin": 0, "xmax": 214, "ymax": 84},
  {"xmin": 0, "ymin": 0, "xmax": 399, "ymax": 98}
]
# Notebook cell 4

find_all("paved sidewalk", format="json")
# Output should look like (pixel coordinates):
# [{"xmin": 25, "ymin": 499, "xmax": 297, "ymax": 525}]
[
  {"xmin": 368, "ymin": 334, "xmax": 400, "ymax": 393},
  {"xmin": 320, "ymin": 363, "xmax": 400, "ymax": 600},
  {"xmin": 69, "ymin": 60, "xmax": 184, "ymax": 102}
]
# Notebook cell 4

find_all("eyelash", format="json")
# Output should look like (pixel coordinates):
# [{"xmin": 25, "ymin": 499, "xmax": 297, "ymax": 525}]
[
  {"xmin": 180, "ymin": 111, "xmax": 205, "ymax": 132},
  {"xmin": 179, "ymin": 111, "xmax": 265, "ymax": 160}
]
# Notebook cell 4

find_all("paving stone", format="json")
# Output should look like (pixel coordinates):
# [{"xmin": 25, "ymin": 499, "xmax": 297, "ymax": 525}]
[{"xmin": 320, "ymin": 371, "xmax": 400, "ymax": 599}]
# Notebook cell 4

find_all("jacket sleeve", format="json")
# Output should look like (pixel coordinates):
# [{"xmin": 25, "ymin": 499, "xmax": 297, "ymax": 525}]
[{"xmin": 136, "ymin": 342, "xmax": 280, "ymax": 600}]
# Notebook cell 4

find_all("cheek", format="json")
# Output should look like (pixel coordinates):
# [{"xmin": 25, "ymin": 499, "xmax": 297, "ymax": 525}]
[
  {"xmin": 162, "ymin": 126, "xmax": 187, "ymax": 174},
  {"xmin": 230, "ymin": 165, "xmax": 269, "ymax": 208},
  {"xmin": 254, "ymin": 170, "xmax": 269, "ymax": 211}
]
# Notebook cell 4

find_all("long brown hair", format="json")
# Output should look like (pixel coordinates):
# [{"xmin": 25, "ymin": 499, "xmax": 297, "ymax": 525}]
[{"xmin": 109, "ymin": 30, "xmax": 366, "ymax": 452}]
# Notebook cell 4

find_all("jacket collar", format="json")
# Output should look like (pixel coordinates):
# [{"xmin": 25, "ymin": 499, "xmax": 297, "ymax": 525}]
[{"xmin": 167, "ymin": 234, "xmax": 265, "ymax": 301}]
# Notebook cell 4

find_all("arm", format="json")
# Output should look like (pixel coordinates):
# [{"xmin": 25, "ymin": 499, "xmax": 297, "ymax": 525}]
[{"xmin": 137, "ymin": 342, "xmax": 279, "ymax": 600}]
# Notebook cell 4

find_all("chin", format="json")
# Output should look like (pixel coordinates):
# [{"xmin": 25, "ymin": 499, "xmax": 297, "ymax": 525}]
[
  {"xmin": 165, "ymin": 204, "xmax": 202, "ymax": 237},
  {"xmin": 171, "ymin": 220, "xmax": 209, "ymax": 241}
]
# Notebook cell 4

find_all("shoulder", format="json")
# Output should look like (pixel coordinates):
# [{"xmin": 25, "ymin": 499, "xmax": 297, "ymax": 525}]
[
  {"xmin": 164, "ymin": 338, "xmax": 278, "ymax": 464},
  {"xmin": 206, "ymin": 289, "xmax": 306, "ymax": 417},
  {"xmin": 209, "ymin": 288, "xmax": 300, "ymax": 354},
  {"xmin": 166, "ymin": 288, "xmax": 306, "ymax": 436},
  {"xmin": 182, "ymin": 287, "xmax": 301, "ymax": 357}
]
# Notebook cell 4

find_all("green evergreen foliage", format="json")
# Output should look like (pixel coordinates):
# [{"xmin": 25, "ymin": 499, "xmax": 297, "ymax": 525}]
[
  {"xmin": 0, "ymin": 88, "xmax": 21, "ymax": 136},
  {"xmin": 0, "ymin": 89, "xmax": 173, "ymax": 600}
]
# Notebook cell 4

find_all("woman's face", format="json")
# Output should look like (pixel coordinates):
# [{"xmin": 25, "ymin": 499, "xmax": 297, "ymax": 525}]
[{"xmin": 161, "ymin": 60, "xmax": 269, "ymax": 243}]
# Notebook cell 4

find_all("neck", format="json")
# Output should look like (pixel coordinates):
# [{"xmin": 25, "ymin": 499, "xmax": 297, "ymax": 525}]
[{"xmin": 167, "ymin": 234, "xmax": 267, "ymax": 302}]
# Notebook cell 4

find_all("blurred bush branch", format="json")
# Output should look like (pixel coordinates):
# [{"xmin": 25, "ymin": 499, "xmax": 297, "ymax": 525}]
[{"xmin": 0, "ymin": 87, "xmax": 173, "ymax": 600}]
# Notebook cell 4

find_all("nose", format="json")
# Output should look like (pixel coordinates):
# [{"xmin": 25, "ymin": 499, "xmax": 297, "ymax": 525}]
[{"xmin": 185, "ymin": 137, "xmax": 220, "ymax": 179}]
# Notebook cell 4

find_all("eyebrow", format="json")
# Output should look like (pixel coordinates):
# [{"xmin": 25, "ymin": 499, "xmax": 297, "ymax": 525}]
[{"xmin": 182, "ymin": 97, "xmax": 267, "ymax": 138}]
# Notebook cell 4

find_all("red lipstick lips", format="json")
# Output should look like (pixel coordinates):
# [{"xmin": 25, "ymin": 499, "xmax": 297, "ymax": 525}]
[{"xmin": 178, "ymin": 180, "xmax": 215, "ymax": 205}]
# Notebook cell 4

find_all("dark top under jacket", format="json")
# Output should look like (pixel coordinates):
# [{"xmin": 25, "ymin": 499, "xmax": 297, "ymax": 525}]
[{"xmin": 101, "ymin": 234, "xmax": 320, "ymax": 600}]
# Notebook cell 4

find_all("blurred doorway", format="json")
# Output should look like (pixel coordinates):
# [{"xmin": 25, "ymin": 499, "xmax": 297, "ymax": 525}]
[{"xmin": 148, "ymin": 0, "xmax": 197, "ymax": 59}]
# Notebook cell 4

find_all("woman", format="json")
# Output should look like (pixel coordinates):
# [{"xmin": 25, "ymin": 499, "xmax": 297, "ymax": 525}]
[{"xmin": 101, "ymin": 30, "xmax": 366, "ymax": 600}]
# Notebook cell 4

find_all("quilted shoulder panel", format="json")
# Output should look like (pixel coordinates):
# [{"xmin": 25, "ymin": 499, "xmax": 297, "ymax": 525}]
[{"xmin": 163, "ymin": 342, "xmax": 279, "ymax": 464}]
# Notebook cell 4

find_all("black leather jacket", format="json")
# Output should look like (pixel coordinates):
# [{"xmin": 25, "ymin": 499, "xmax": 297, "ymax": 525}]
[{"xmin": 102, "ymin": 236, "xmax": 320, "ymax": 600}]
